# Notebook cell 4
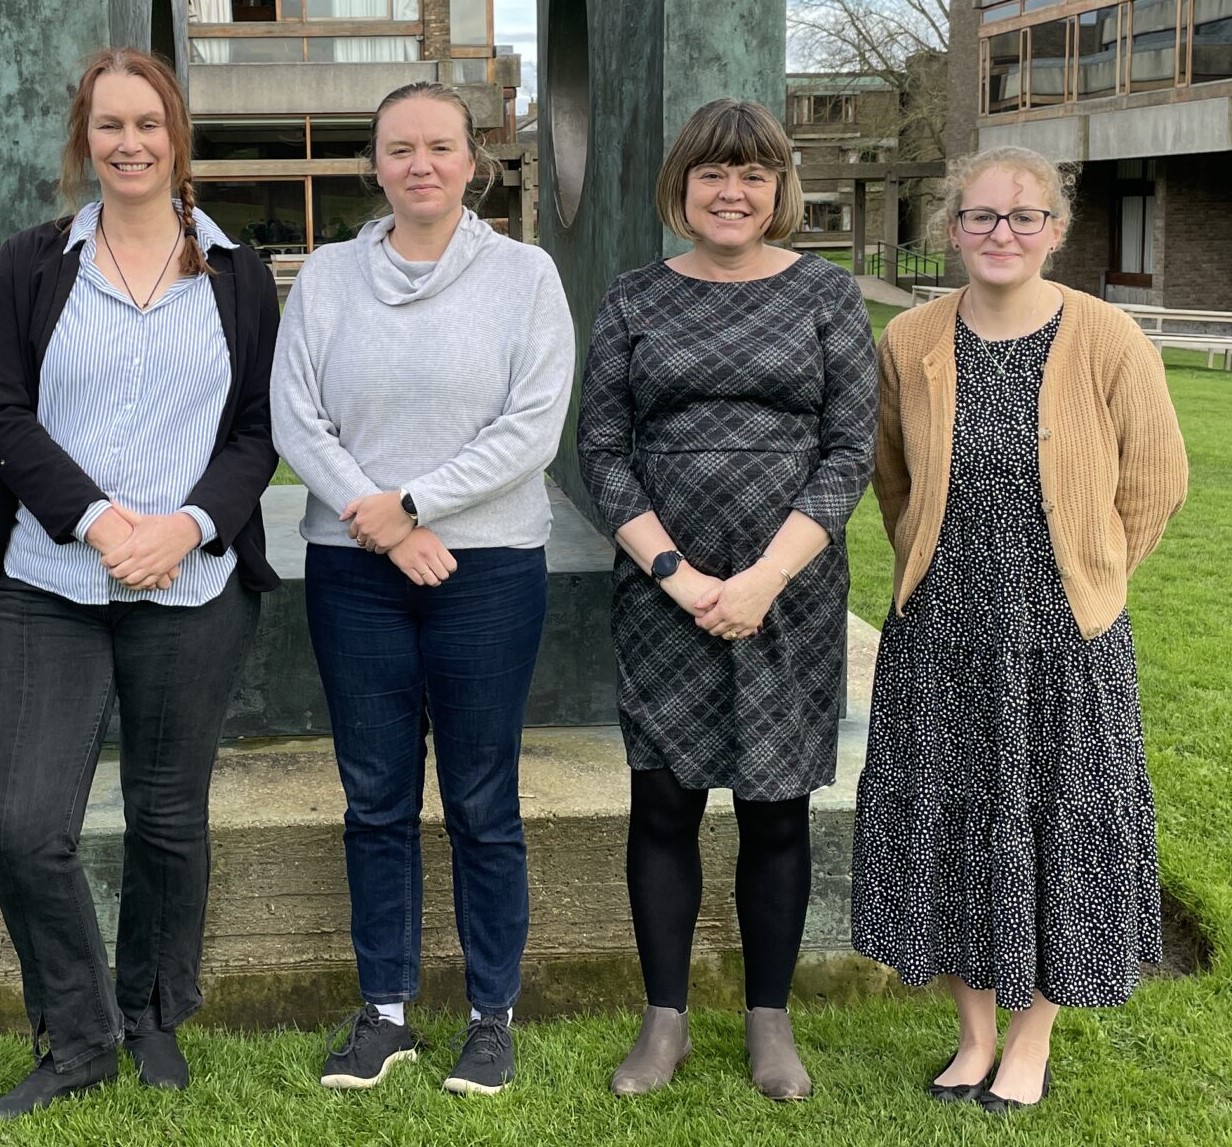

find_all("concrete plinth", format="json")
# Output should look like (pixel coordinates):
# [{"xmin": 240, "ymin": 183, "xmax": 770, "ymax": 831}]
[{"xmin": 0, "ymin": 616, "xmax": 884, "ymax": 1030}]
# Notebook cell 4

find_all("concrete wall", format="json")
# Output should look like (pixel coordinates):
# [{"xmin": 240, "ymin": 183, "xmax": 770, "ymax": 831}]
[
  {"xmin": 941, "ymin": 0, "xmax": 979, "ymax": 287},
  {"xmin": 538, "ymin": 0, "xmax": 787, "ymax": 527}
]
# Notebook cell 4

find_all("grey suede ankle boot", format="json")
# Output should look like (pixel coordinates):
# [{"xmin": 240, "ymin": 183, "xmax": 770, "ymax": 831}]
[
  {"xmin": 610, "ymin": 1006, "xmax": 691, "ymax": 1096},
  {"xmin": 745, "ymin": 1007, "xmax": 812, "ymax": 1101}
]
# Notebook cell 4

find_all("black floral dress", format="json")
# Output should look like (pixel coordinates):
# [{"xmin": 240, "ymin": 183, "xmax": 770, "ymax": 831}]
[
  {"xmin": 578, "ymin": 257, "xmax": 877, "ymax": 800},
  {"xmin": 851, "ymin": 312, "xmax": 1161, "ymax": 1009}
]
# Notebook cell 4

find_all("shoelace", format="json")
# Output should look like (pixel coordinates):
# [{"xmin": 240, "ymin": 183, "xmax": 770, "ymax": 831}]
[
  {"xmin": 451, "ymin": 1015, "xmax": 512, "ymax": 1063},
  {"xmin": 324, "ymin": 1004, "xmax": 383, "ymax": 1058}
]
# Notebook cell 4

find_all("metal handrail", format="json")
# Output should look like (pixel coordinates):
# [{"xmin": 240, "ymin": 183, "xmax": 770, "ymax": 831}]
[{"xmin": 869, "ymin": 240, "xmax": 942, "ymax": 289}]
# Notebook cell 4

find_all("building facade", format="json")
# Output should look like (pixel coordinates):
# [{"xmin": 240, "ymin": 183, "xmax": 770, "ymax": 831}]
[
  {"xmin": 787, "ymin": 67, "xmax": 946, "ymax": 270},
  {"xmin": 949, "ymin": 0, "xmax": 1232, "ymax": 307}
]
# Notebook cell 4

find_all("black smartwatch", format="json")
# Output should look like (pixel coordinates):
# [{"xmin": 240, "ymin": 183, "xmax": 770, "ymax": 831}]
[
  {"xmin": 651, "ymin": 550, "xmax": 684, "ymax": 583},
  {"xmin": 399, "ymin": 488, "xmax": 419, "ymax": 526}
]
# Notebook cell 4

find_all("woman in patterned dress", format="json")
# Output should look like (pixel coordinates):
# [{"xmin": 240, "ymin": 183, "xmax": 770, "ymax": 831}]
[
  {"xmin": 851, "ymin": 147, "xmax": 1188, "ymax": 1112},
  {"xmin": 578, "ymin": 100, "xmax": 877, "ymax": 1100}
]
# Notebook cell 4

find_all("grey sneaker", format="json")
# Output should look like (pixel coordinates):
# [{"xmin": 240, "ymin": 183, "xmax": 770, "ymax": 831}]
[
  {"xmin": 320, "ymin": 1005, "xmax": 421, "ymax": 1089},
  {"xmin": 442, "ymin": 1014, "xmax": 514, "ymax": 1095}
]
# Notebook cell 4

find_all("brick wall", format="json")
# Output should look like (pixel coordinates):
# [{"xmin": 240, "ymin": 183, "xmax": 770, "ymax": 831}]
[
  {"xmin": 1049, "ymin": 160, "xmax": 1112, "ymax": 297},
  {"xmin": 941, "ymin": 0, "xmax": 980, "ymax": 287},
  {"xmin": 422, "ymin": 0, "xmax": 450, "ymax": 61},
  {"xmin": 1161, "ymin": 152, "xmax": 1232, "ymax": 310}
]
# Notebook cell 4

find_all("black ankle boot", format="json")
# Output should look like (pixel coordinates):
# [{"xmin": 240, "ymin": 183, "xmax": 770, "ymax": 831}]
[
  {"xmin": 126, "ymin": 1012, "xmax": 189, "ymax": 1090},
  {"xmin": 0, "ymin": 1049, "xmax": 118, "ymax": 1119}
]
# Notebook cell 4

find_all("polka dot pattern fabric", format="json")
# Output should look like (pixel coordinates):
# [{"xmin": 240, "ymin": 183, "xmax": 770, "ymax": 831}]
[{"xmin": 851, "ymin": 311, "xmax": 1162, "ymax": 1010}]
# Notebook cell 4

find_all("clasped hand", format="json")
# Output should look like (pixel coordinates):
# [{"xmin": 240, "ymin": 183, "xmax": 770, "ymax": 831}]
[
  {"xmin": 341, "ymin": 492, "xmax": 457, "ymax": 586},
  {"xmin": 87, "ymin": 505, "xmax": 198, "ymax": 591},
  {"xmin": 662, "ymin": 560, "xmax": 784, "ymax": 641}
]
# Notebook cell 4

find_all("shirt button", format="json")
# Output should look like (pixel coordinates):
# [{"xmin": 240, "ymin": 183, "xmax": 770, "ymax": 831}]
[{"xmin": 1038, "ymin": 427, "xmax": 1052, "ymax": 440}]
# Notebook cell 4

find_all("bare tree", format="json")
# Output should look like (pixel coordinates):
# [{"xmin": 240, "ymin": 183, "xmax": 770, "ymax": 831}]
[{"xmin": 788, "ymin": 0, "xmax": 949, "ymax": 159}]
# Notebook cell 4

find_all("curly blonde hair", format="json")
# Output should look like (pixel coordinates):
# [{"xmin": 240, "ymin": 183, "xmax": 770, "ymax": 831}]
[{"xmin": 929, "ymin": 145, "xmax": 1076, "ymax": 257}]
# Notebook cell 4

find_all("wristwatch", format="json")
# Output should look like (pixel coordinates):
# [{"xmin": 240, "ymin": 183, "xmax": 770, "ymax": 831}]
[
  {"xmin": 651, "ymin": 550, "xmax": 684, "ymax": 583},
  {"xmin": 399, "ymin": 488, "xmax": 419, "ymax": 527}
]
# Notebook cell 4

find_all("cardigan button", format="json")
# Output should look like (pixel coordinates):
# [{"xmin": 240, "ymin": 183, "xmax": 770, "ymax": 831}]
[
  {"xmin": 1041, "ymin": 499, "xmax": 1055, "ymax": 513},
  {"xmin": 1038, "ymin": 427, "xmax": 1052, "ymax": 440},
  {"xmin": 1058, "ymin": 566, "xmax": 1071, "ymax": 578}
]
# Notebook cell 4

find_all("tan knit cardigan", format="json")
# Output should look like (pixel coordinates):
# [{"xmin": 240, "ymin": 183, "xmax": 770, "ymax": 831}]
[{"xmin": 873, "ymin": 283, "xmax": 1188, "ymax": 640}]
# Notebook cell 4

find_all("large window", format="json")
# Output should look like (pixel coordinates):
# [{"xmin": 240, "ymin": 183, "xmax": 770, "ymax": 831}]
[
  {"xmin": 1076, "ymin": 6, "xmax": 1121, "ymax": 99},
  {"xmin": 986, "ymin": 31, "xmax": 1023, "ymax": 112},
  {"xmin": 450, "ymin": 0, "xmax": 489, "ymax": 46},
  {"xmin": 801, "ymin": 202, "xmax": 853, "ymax": 232},
  {"xmin": 1028, "ymin": 18, "xmax": 1070, "ymax": 104},
  {"xmin": 196, "ymin": 180, "xmax": 308, "ymax": 252},
  {"xmin": 1129, "ymin": 0, "xmax": 1179, "ymax": 90},
  {"xmin": 1111, "ymin": 159, "xmax": 1156, "ymax": 281},
  {"xmin": 1192, "ymin": 0, "xmax": 1232, "ymax": 84},
  {"xmin": 791, "ymin": 94, "xmax": 857, "ymax": 125}
]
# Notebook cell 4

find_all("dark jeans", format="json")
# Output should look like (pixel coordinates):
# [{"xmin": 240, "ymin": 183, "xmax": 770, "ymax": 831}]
[
  {"xmin": 305, "ymin": 544, "xmax": 547, "ymax": 1015},
  {"xmin": 0, "ymin": 575, "xmax": 258, "ymax": 1071}
]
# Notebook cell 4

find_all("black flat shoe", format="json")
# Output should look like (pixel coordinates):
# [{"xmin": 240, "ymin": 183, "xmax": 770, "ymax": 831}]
[
  {"xmin": 126, "ymin": 1014, "xmax": 189, "ymax": 1090},
  {"xmin": 978, "ymin": 1060, "xmax": 1051, "ymax": 1113},
  {"xmin": 0, "ymin": 1049, "xmax": 118, "ymax": 1119},
  {"xmin": 927, "ymin": 1052, "xmax": 993, "ymax": 1104}
]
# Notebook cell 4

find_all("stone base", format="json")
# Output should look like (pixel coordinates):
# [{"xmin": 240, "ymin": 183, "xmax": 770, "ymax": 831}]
[{"xmin": 0, "ymin": 618, "xmax": 882, "ymax": 1031}]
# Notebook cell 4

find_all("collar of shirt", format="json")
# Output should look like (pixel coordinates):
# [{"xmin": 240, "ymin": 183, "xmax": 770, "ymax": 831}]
[{"xmin": 63, "ymin": 200, "xmax": 238, "ymax": 256}]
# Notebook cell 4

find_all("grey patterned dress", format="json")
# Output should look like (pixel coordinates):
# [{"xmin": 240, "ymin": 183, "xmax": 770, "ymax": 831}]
[
  {"xmin": 851, "ymin": 313, "xmax": 1161, "ymax": 1010},
  {"xmin": 578, "ymin": 257, "xmax": 877, "ymax": 800}
]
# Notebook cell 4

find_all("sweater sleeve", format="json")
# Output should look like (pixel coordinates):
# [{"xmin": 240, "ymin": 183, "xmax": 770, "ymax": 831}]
[
  {"xmin": 0, "ymin": 231, "xmax": 107, "ymax": 543},
  {"xmin": 576, "ymin": 277, "xmax": 655, "ymax": 534},
  {"xmin": 870, "ymin": 325, "xmax": 910, "ymax": 548},
  {"xmin": 1108, "ymin": 330, "xmax": 1188, "ymax": 573},
  {"xmin": 789, "ymin": 271, "xmax": 878, "ymax": 541},
  {"xmin": 270, "ymin": 267, "xmax": 382, "ymax": 514},
  {"xmin": 401, "ymin": 262, "xmax": 576, "ymax": 527}
]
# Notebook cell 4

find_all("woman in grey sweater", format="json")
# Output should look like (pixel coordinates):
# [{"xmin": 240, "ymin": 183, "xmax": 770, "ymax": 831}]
[{"xmin": 271, "ymin": 82, "xmax": 574, "ymax": 1097}]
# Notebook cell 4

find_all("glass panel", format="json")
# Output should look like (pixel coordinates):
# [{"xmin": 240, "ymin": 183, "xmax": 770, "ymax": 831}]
[
  {"xmin": 306, "ymin": 35, "xmax": 420, "ymax": 60},
  {"xmin": 1120, "ymin": 195, "xmax": 1145, "ymax": 272},
  {"xmin": 194, "ymin": 180, "xmax": 307, "ymax": 253},
  {"xmin": 188, "ymin": 0, "xmax": 233, "ymax": 23},
  {"xmin": 453, "ymin": 58, "xmax": 489, "ymax": 83},
  {"xmin": 1029, "ymin": 19, "xmax": 1069, "ymax": 104},
  {"xmin": 309, "ymin": 117, "xmax": 371, "ymax": 159},
  {"xmin": 312, "ymin": 175, "xmax": 383, "ymax": 245},
  {"xmin": 1192, "ymin": 0, "xmax": 1232, "ymax": 84},
  {"xmin": 1024, "ymin": 0, "xmax": 1063, "ymax": 10},
  {"xmin": 282, "ymin": 0, "xmax": 304, "ymax": 17},
  {"xmin": 230, "ymin": 1, "xmax": 277, "ymax": 18},
  {"xmin": 192, "ymin": 37, "xmax": 305, "ymax": 62},
  {"xmin": 1129, "ymin": 0, "xmax": 1178, "ymax": 89},
  {"xmin": 306, "ymin": 1, "xmax": 389, "ymax": 18},
  {"xmin": 1076, "ymin": 6, "xmax": 1120, "ymax": 99},
  {"xmin": 987, "ymin": 31, "xmax": 1023, "ymax": 111},
  {"xmin": 981, "ymin": 2, "xmax": 1021, "ymax": 21},
  {"xmin": 451, "ymin": 0, "xmax": 488, "ymax": 45},
  {"xmin": 195, "ymin": 119, "xmax": 308, "ymax": 160}
]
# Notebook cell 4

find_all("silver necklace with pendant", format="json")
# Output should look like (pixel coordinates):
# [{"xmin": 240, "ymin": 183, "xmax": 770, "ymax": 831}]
[{"xmin": 966, "ymin": 286, "xmax": 1043, "ymax": 378}]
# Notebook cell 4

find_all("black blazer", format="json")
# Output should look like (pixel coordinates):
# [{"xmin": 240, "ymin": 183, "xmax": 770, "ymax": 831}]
[{"xmin": 0, "ymin": 217, "xmax": 281, "ymax": 592}]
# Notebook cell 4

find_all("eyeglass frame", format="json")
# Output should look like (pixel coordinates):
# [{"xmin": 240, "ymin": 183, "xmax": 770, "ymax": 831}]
[{"xmin": 955, "ymin": 208, "xmax": 1054, "ymax": 236}]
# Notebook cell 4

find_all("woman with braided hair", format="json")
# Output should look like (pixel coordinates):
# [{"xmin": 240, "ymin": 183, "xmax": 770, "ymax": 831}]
[{"xmin": 0, "ymin": 48, "xmax": 279, "ymax": 1117}]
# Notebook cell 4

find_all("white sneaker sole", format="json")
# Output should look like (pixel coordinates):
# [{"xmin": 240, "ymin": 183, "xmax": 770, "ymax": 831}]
[
  {"xmin": 320, "ymin": 1048, "xmax": 418, "ymax": 1090},
  {"xmin": 441, "ymin": 1074, "xmax": 511, "ymax": 1096}
]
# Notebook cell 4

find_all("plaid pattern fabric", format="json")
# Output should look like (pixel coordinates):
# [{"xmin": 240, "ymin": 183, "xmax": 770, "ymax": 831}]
[{"xmin": 577, "ymin": 258, "xmax": 877, "ymax": 799}]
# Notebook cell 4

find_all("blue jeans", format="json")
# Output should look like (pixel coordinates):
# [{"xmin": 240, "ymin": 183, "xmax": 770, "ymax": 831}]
[
  {"xmin": 305, "ymin": 544, "xmax": 547, "ymax": 1015},
  {"xmin": 0, "ymin": 575, "xmax": 258, "ymax": 1070}
]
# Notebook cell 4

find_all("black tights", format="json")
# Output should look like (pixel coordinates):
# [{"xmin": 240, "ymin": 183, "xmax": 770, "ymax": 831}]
[{"xmin": 626, "ymin": 767, "xmax": 812, "ymax": 1012}]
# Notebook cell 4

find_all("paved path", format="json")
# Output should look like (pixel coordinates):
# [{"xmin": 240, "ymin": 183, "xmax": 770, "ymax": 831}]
[{"xmin": 855, "ymin": 275, "xmax": 915, "ymax": 308}]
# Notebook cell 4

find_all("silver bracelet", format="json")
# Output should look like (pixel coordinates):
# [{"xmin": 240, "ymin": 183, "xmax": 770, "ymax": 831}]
[{"xmin": 758, "ymin": 554, "xmax": 792, "ymax": 587}]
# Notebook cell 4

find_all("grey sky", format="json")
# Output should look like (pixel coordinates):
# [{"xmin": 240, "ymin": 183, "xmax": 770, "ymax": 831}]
[{"xmin": 493, "ymin": 0, "xmax": 538, "ymax": 111}]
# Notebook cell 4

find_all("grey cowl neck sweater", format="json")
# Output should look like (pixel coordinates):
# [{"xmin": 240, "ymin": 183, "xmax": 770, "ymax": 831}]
[{"xmin": 270, "ymin": 209, "xmax": 576, "ymax": 551}]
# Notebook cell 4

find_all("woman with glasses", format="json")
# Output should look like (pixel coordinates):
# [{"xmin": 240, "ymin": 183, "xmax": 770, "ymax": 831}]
[{"xmin": 851, "ymin": 146, "xmax": 1187, "ymax": 1113}]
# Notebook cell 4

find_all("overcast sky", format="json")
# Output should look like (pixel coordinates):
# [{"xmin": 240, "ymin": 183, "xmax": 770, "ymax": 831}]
[{"xmin": 493, "ymin": 0, "xmax": 537, "ymax": 111}]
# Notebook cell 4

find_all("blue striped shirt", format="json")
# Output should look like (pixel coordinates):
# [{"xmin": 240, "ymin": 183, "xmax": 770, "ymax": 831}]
[{"xmin": 3, "ymin": 202, "xmax": 238, "ymax": 606}]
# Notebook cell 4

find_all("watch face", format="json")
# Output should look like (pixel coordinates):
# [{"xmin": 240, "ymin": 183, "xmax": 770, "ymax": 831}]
[
  {"xmin": 401, "ymin": 492, "xmax": 418, "ymax": 517},
  {"xmin": 651, "ymin": 550, "xmax": 681, "ymax": 581}
]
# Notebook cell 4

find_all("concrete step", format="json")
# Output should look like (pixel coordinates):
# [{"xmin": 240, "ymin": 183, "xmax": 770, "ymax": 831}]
[{"xmin": 0, "ymin": 617, "xmax": 886, "ymax": 1030}]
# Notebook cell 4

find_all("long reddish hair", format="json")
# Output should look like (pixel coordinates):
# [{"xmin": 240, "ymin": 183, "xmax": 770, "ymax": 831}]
[{"xmin": 61, "ymin": 48, "xmax": 209, "ymax": 276}]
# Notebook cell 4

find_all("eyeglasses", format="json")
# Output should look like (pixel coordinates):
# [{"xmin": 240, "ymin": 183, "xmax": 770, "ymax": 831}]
[{"xmin": 957, "ymin": 209, "xmax": 1053, "ymax": 235}]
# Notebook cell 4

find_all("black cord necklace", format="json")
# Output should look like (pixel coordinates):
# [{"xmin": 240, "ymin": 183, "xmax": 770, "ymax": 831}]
[{"xmin": 97, "ymin": 209, "xmax": 181, "ymax": 311}]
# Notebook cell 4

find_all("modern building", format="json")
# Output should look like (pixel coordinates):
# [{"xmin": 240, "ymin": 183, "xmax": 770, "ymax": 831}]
[
  {"xmin": 186, "ymin": 0, "xmax": 528, "ymax": 253},
  {"xmin": 948, "ymin": 0, "xmax": 1232, "ymax": 307},
  {"xmin": 0, "ymin": 1, "xmax": 528, "ymax": 247},
  {"xmin": 787, "ymin": 66, "xmax": 946, "ymax": 276}
]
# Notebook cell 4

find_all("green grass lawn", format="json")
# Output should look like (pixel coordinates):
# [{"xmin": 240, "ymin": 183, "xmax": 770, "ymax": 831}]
[{"xmin": 3, "ymin": 310, "xmax": 1228, "ymax": 1145}]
